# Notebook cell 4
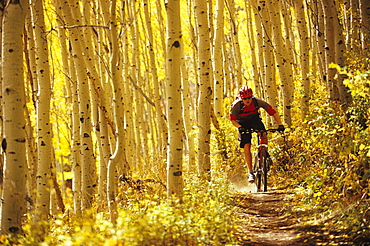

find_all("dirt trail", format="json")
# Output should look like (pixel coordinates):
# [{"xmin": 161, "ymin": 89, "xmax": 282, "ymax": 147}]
[{"xmin": 233, "ymin": 184, "xmax": 355, "ymax": 246}]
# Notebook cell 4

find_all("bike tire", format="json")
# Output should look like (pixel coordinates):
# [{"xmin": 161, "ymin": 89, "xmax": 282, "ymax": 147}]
[
  {"xmin": 254, "ymin": 151, "xmax": 262, "ymax": 192},
  {"xmin": 261, "ymin": 149, "xmax": 268, "ymax": 192},
  {"xmin": 255, "ymin": 172, "xmax": 261, "ymax": 192}
]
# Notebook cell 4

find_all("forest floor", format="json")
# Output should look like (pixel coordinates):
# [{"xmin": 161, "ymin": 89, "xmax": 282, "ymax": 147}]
[{"xmin": 232, "ymin": 184, "xmax": 357, "ymax": 246}]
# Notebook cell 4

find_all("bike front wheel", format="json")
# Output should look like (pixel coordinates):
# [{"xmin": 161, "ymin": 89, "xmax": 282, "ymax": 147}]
[
  {"xmin": 261, "ymin": 149, "xmax": 268, "ymax": 192},
  {"xmin": 255, "ymin": 172, "xmax": 262, "ymax": 192},
  {"xmin": 253, "ymin": 152, "xmax": 261, "ymax": 192}
]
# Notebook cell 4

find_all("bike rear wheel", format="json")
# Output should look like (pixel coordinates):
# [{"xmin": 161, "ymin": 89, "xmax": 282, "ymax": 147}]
[{"xmin": 261, "ymin": 149, "xmax": 268, "ymax": 192}]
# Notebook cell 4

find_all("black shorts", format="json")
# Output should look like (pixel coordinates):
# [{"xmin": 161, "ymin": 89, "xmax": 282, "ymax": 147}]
[{"xmin": 238, "ymin": 115, "xmax": 266, "ymax": 148}]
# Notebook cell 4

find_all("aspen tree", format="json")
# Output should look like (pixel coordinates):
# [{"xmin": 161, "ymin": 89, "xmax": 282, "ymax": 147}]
[
  {"xmin": 59, "ymin": 1, "xmax": 95, "ymax": 211},
  {"xmin": 186, "ymin": 0, "xmax": 200, "ymax": 103},
  {"xmin": 181, "ymin": 3, "xmax": 197, "ymax": 170},
  {"xmin": 71, "ymin": 1, "xmax": 98, "ymax": 210},
  {"xmin": 226, "ymin": 0, "xmax": 243, "ymax": 88},
  {"xmin": 312, "ymin": 0, "xmax": 327, "ymax": 86},
  {"xmin": 79, "ymin": 0, "xmax": 116, "ymax": 208},
  {"xmin": 128, "ymin": 0, "xmax": 145, "ymax": 171},
  {"xmin": 107, "ymin": 0, "xmax": 127, "ymax": 221},
  {"xmin": 70, "ymin": 2, "xmax": 97, "ymax": 211},
  {"xmin": 269, "ymin": 1, "xmax": 293, "ymax": 126},
  {"xmin": 52, "ymin": 0, "xmax": 81, "ymax": 215},
  {"xmin": 94, "ymin": 33, "xmax": 114, "ymax": 207},
  {"xmin": 53, "ymin": 0, "xmax": 79, "ymax": 203},
  {"xmin": 294, "ymin": 0, "xmax": 311, "ymax": 118},
  {"xmin": 244, "ymin": 1, "xmax": 260, "ymax": 94},
  {"xmin": 156, "ymin": 0, "xmax": 166, "ymax": 53},
  {"xmin": 95, "ymin": 0, "xmax": 115, "ymax": 206},
  {"xmin": 143, "ymin": 0, "xmax": 168, "ymax": 157},
  {"xmin": 323, "ymin": 0, "xmax": 340, "ymax": 104},
  {"xmin": 250, "ymin": 0, "xmax": 265, "ymax": 95},
  {"xmin": 80, "ymin": 0, "xmax": 102, "ymax": 158},
  {"xmin": 181, "ymin": 59, "xmax": 196, "ymax": 171},
  {"xmin": 281, "ymin": 6, "xmax": 297, "ymax": 71},
  {"xmin": 69, "ymin": 59, "xmax": 82, "ymax": 215},
  {"xmin": 341, "ymin": 2, "xmax": 350, "ymax": 46},
  {"xmin": 347, "ymin": 0, "xmax": 360, "ymax": 49},
  {"xmin": 259, "ymin": 0, "xmax": 278, "ymax": 123},
  {"xmin": 361, "ymin": 0, "xmax": 370, "ymax": 47},
  {"xmin": 0, "ymin": 0, "xmax": 3, "ymax": 191},
  {"xmin": 121, "ymin": 8, "xmax": 136, "ymax": 174},
  {"xmin": 223, "ymin": 42, "xmax": 231, "ymax": 98},
  {"xmin": 195, "ymin": 0, "xmax": 212, "ymax": 177},
  {"xmin": 31, "ymin": 0, "xmax": 53, "ymax": 221},
  {"xmin": 213, "ymin": 0, "xmax": 225, "ymax": 117},
  {"xmin": 97, "ymin": 105, "xmax": 111, "ymax": 207},
  {"xmin": 332, "ymin": 1, "xmax": 352, "ymax": 108},
  {"xmin": 24, "ymin": 14, "xmax": 38, "ymax": 200},
  {"xmin": 0, "ymin": 0, "xmax": 28, "ymax": 234},
  {"xmin": 165, "ymin": 0, "xmax": 184, "ymax": 198},
  {"xmin": 122, "ymin": 2, "xmax": 137, "ymax": 173},
  {"xmin": 24, "ymin": 104, "xmax": 37, "ymax": 202}
]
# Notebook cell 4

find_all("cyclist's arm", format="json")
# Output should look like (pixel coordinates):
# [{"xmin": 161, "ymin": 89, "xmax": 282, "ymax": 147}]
[
  {"xmin": 272, "ymin": 112, "xmax": 283, "ymax": 125},
  {"xmin": 230, "ymin": 102, "xmax": 243, "ymax": 128},
  {"xmin": 256, "ymin": 98, "xmax": 283, "ymax": 126},
  {"xmin": 231, "ymin": 120, "xmax": 242, "ymax": 128}
]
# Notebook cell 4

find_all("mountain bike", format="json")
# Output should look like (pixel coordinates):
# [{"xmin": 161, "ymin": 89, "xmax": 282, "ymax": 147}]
[{"xmin": 245, "ymin": 129, "xmax": 279, "ymax": 192}]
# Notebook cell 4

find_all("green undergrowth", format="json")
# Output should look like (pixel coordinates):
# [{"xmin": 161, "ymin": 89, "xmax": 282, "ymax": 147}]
[{"xmin": 5, "ymin": 178, "xmax": 240, "ymax": 246}]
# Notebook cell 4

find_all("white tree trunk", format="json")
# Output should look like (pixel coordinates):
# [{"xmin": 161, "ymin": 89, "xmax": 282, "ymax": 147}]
[
  {"xmin": 31, "ymin": 0, "xmax": 53, "ymax": 221},
  {"xmin": 227, "ymin": 0, "xmax": 243, "ymax": 88},
  {"xmin": 144, "ymin": 0, "xmax": 168, "ymax": 156},
  {"xmin": 213, "ymin": 0, "xmax": 224, "ymax": 117},
  {"xmin": 107, "ymin": 0, "xmax": 126, "ymax": 221},
  {"xmin": 67, "ymin": 1, "xmax": 96, "ymax": 210},
  {"xmin": 69, "ymin": 60, "xmax": 82, "ymax": 215},
  {"xmin": 195, "ymin": 0, "xmax": 212, "ymax": 177},
  {"xmin": 269, "ymin": 1, "xmax": 293, "ymax": 127},
  {"xmin": 0, "ymin": 0, "xmax": 28, "ymax": 234},
  {"xmin": 260, "ymin": 1, "xmax": 278, "ymax": 125},
  {"xmin": 0, "ymin": 1, "xmax": 4, "ymax": 192},
  {"xmin": 166, "ymin": 0, "xmax": 184, "ymax": 198},
  {"xmin": 295, "ymin": 0, "xmax": 310, "ymax": 118}
]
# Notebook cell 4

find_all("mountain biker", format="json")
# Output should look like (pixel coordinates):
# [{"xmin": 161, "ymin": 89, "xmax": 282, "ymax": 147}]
[{"xmin": 230, "ymin": 86, "xmax": 285, "ymax": 183}]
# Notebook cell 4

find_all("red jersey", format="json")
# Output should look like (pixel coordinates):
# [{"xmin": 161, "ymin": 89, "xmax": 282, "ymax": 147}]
[{"xmin": 230, "ymin": 97, "xmax": 276, "ymax": 122}]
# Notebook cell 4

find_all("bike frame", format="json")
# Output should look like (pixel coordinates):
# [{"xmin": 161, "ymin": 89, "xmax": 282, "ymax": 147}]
[
  {"xmin": 254, "ymin": 133, "xmax": 269, "ymax": 192},
  {"xmin": 247, "ymin": 129, "xmax": 277, "ymax": 192}
]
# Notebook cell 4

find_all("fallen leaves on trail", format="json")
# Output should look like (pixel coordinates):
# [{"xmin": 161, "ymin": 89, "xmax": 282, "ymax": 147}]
[{"xmin": 232, "ymin": 188, "xmax": 361, "ymax": 246}]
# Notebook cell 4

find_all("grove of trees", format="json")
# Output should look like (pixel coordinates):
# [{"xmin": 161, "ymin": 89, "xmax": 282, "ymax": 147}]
[{"xmin": 0, "ymin": 0, "xmax": 369, "ymax": 243}]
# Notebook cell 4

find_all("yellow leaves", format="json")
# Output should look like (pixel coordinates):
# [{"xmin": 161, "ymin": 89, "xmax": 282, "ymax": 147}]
[
  {"xmin": 342, "ymin": 68, "xmax": 370, "ymax": 98},
  {"xmin": 31, "ymin": 178, "xmax": 238, "ymax": 245},
  {"xmin": 0, "ymin": 235, "xmax": 7, "ymax": 244},
  {"xmin": 365, "ymin": 150, "xmax": 370, "ymax": 158},
  {"xmin": 359, "ymin": 143, "xmax": 370, "ymax": 157},
  {"xmin": 359, "ymin": 143, "xmax": 366, "ymax": 150},
  {"xmin": 313, "ymin": 191, "xmax": 323, "ymax": 198}
]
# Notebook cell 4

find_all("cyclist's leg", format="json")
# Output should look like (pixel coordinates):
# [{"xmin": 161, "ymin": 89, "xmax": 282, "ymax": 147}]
[
  {"xmin": 243, "ymin": 143, "xmax": 253, "ymax": 173},
  {"xmin": 240, "ymin": 133, "xmax": 254, "ymax": 182}
]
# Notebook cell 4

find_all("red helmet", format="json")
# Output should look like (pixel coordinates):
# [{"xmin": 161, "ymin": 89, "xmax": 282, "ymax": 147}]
[{"xmin": 239, "ymin": 86, "xmax": 253, "ymax": 98}]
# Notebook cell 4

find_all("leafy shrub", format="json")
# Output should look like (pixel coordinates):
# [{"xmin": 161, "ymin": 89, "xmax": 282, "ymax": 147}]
[
  {"xmin": 269, "ymin": 68, "xmax": 370, "ymax": 241},
  {"xmin": 8, "ymin": 178, "xmax": 240, "ymax": 246}
]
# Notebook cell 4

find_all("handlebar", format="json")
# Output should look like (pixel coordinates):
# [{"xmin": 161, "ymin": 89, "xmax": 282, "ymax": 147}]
[{"xmin": 239, "ymin": 128, "xmax": 283, "ymax": 134}]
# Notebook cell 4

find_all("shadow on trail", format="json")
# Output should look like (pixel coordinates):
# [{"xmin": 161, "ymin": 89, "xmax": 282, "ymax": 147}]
[{"xmin": 233, "ymin": 187, "xmax": 358, "ymax": 246}]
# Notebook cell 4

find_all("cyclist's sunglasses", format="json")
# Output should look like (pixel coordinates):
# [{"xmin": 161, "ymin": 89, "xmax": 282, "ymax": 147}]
[{"xmin": 242, "ymin": 97, "xmax": 252, "ymax": 100}]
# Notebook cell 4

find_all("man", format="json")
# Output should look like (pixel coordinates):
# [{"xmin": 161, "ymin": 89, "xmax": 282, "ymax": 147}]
[{"xmin": 230, "ymin": 86, "xmax": 284, "ymax": 182}]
